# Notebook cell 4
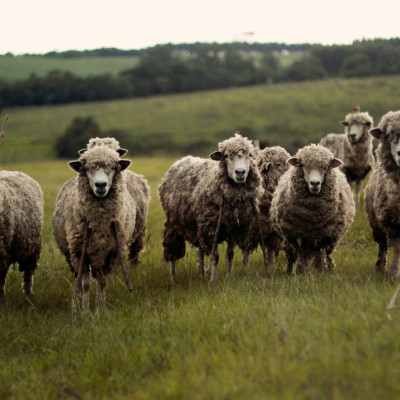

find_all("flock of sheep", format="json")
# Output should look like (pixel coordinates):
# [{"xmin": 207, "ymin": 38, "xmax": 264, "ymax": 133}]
[{"xmin": 1, "ymin": 108, "xmax": 400, "ymax": 312}]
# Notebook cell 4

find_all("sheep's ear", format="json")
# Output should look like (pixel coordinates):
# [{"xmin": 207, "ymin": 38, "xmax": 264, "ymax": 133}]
[
  {"xmin": 264, "ymin": 162, "xmax": 271, "ymax": 172},
  {"xmin": 119, "ymin": 160, "xmax": 131, "ymax": 170},
  {"xmin": 69, "ymin": 161, "xmax": 81, "ymax": 172},
  {"xmin": 117, "ymin": 148, "xmax": 128, "ymax": 156},
  {"xmin": 210, "ymin": 151, "xmax": 223, "ymax": 161},
  {"xmin": 341, "ymin": 121, "xmax": 349, "ymax": 127},
  {"xmin": 78, "ymin": 149, "xmax": 87, "ymax": 155},
  {"xmin": 287, "ymin": 157, "xmax": 300, "ymax": 167},
  {"xmin": 330, "ymin": 158, "xmax": 342, "ymax": 168},
  {"xmin": 369, "ymin": 128, "xmax": 383, "ymax": 140}
]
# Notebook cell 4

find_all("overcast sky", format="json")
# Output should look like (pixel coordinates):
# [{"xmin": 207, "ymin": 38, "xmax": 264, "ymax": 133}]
[{"xmin": 3, "ymin": 0, "xmax": 400, "ymax": 54}]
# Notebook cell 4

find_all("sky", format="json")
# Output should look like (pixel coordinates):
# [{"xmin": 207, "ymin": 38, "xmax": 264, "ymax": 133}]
[{"xmin": 3, "ymin": 0, "xmax": 400, "ymax": 55}]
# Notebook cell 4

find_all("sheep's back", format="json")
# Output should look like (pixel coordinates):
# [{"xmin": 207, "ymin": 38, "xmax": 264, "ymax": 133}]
[
  {"xmin": 0, "ymin": 171, "xmax": 44, "ymax": 263},
  {"xmin": 320, "ymin": 133, "xmax": 347, "ymax": 162}
]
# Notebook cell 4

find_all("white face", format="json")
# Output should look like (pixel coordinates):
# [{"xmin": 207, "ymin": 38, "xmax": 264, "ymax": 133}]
[
  {"xmin": 303, "ymin": 167, "xmax": 324, "ymax": 194},
  {"xmin": 86, "ymin": 166, "xmax": 116, "ymax": 197},
  {"xmin": 226, "ymin": 152, "xmax": 252, "ymax": 184},
  {"xmin": 390, "ymin": 134, "xmax": 400, "ymax": 167},
  {"xmin": 348, "ymin": 122, "xmax": 365, "ymax": 143}
]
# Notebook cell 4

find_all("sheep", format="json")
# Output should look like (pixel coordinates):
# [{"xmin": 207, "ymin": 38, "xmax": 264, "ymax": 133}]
[
  {"xmin": 320, "ymin": 108, "xmax": 374, "ymax": 206},
  {"xmin": 240, "ymin": 146, "xmax": 291, "ymax": 270},
  {"xmin": 270, "ymin": 144, "xmax": 355, "ymax": 274},
  {"xmin": 52, "ymin": 145, "xmax": 150, "ymax": 311},
  {"xmin": 159, "ymin": 132, "xmax": 265, "ymax": 282},
  {"xmin": 0, "ymin": 115, "xmax": 44, "ymax": 297},
  {"xmin": 365, "ymin": 110, "xmax": 400, "ymax": 276}
]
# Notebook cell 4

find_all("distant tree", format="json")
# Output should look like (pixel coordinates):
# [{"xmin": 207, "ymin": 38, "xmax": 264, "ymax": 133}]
[
  {"xmin": 55, "ymin": 116, "xmax": 102, "ymax": 158},
  {"xmin": 340, "ymin": 53, "xmax": 373, "ymax": 77},
  {"xmin": 285, "ymin": 55, "xmax": 326, "ymax": 81}
]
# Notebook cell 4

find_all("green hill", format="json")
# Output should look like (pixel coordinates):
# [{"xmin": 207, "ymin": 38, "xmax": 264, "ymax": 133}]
[
  {"xmin": 0, "ymin": 55, "xmax": 139, "ymax": 81},
  {"xmin": 2, "ymin": 75, "xmax": 400, "ymax": 163}
]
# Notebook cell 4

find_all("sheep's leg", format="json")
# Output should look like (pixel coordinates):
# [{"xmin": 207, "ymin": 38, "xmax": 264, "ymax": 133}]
[
  {"xmin": 226, "ymin": 240, "xmax": 234, "ymax": 280},
  {"xmin": 0, "ymin": 264, "xmax": 7, "ymax": 297},
  {"xmin": 81, "ymin": 272, "xmax": 91, "ymax": 312},
  {"xmin": 297, "ymin": 240, "xmax": 313, "ymax": 274},
  {"xmin": 73, "ymin": 223, "xmax": 89, "ymax": 313},
  {"xmin": 96, "ymin": 273, "xmax": 107, "ymax": 308},
  {"xmin": 22, "ymin": 271, "xmax": 34, "ymax": 296},
  {"xmin": 285, "ymin": 241, "xmax": 298, "ymax": 274},
  {"xmin": 112, "ymin": 221, "xmax": 133, "ymax": 292},
  {"xmin": 170, "ymin": 260, "xmax": 176, "ymax": 280},
  {"xmin": 197, "ymin": 248, "xmax": 204, "ymax": 277},
  {"xmin": 354, "ymin": 180, "xmax": 362, "ymax": 207},
  {"xmin": 209, "ymin": 201, "xmax": 224, "ymax": 283},
  {"xmin": 210, "ymin": 248, "xmax": 220, "ymax": 283},
  {"xmin": 250, "ymin": 198, "xmax": 268, "ymax": 276},
  {"xmin": 374, "ymin": 231, "xmax": 387, "ymax": 272},
  {"xmin": 242, "ymin": 250, "xmax": 249, "ymax": 269},
  {"xmin": 266, "ymin": 247, "xmax": 276, "ymax": 273},
  {"xmin": 315, "ymin": 248, "xmax": 326, "ymax": 272},
  {"xmin": 388, "ymin": 238, "xmax": 400, "ymax": 277}
]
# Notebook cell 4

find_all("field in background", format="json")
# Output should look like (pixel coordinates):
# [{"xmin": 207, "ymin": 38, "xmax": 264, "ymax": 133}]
[
  {"xmin": 1, "ymin": 159, "xmax": 400, "ymax": 399},
  {"xmin": 0, "ymin": 56, "xmax": 140, "ymax": 80},
  {"xmin": 2, "ymin": 75, "xmax": 400, "ymax": 163}
]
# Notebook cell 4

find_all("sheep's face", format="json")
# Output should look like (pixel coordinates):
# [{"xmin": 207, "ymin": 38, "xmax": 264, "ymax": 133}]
[
  {"xmin": 389, "ymin": 132, "xmax": 400, "ymax": 167},
  {"xmin": 69, "ymin": 158, "xmax": 131, "ymax": 198},
  {"xmin": 288, "ymin": 157, "xmax": 342, "ymax": 195},
  {"xmin": 211, "ymin": 148, "xmax": 253, "ymax": 184},
  {"xmin": 343, "ymin": 121, "xmax": 370, "ymax": 143}
]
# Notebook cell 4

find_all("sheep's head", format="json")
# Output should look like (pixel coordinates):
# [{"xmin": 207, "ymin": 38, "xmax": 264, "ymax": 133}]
[
  {"xmin": 78, "ymin": 137, "xmax": 128, "ymax": 157},
  {"xmin": 341, "ymin": 111, "xmax": 373, "ymax": 143},
  {"xmin": 288, "ymin": 144, "xmax": 342, "ymax": 195},
  {"xmin": 256, "ymin": 146, "xmax": 291, "ymax": 185},
  {"xmin": 370, "ymin": 110, "xmax": 400, "ymax": 167},
  {"xmin": 69, "ymin": 146, "xmax": 131, "ymax": 198},
  {"xmin": 210, "ymin": 132, "xmax": 255, "ymax": 184}
]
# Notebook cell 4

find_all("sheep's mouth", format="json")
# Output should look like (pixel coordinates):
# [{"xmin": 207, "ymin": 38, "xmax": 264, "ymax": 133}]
[
  {"xmin": 94, "ymin": 189, "xmax": 108, "ymax": 197},
  {"xmin": 309, "ymin": 187, "xmax": 321, "ymax": 194}
]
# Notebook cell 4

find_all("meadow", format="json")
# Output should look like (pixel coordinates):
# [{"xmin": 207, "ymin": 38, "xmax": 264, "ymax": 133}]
[
  {"xmin": 1, "ymin": 157, "xmax": 400, "ymax": 400},
  {"xmin": 0, "ymin": 56, "xmax": 140, "ymax": 81},
  {"xmin": 2, "ymin": 75, "xmax": 400, "ymax": 163}
]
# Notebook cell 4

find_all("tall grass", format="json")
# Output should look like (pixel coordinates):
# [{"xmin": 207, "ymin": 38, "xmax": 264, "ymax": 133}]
[{"xmin": 1, "ymin": 159, "xmax": 400, "ymax": 399}]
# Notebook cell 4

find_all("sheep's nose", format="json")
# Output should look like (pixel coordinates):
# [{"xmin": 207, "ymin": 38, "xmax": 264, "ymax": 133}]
[
  {"xmin": 310, "ymin": 180, "xmax": 320, "ymax": 186},
  {"xmin": 95, "ymin": 181, "xmax": 107, "ymax": 189},
  {"xmin": 350, "ymin": 133, "xmax": 356, "ymax": 139},
  {"xmin": 397, "ymin": 150, "xmax": 400, "ymax": 156},
  {"xmin": 235, "ymin": 169, "xmax": 245, "ymax": 176}
]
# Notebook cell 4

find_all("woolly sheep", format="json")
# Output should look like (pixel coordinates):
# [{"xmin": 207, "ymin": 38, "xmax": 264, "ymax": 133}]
[
  {"xmin": 271, "ymin": 144, "xmax": 355, "ymax": 273},
  {"xmin": 320, "ymin": 110, "xmax": 374, "ymax": 206},
  {"xmin": 365, "ymin": 110, "xmax": 400, "ymax": 275},
  {"xmin": 52, "ymin": 145, "xmax": 150, "ymax": 311},
  {"xmin": 241, "ymin": 146, "xmax": 291, "ymax": 271},
  {"xmin": 0, "ymin": 116, "xmax": 44, "ymax": 297},
  {"xmin": 159, "ymin": 133, "xmax": 264, "ymax": 282}
]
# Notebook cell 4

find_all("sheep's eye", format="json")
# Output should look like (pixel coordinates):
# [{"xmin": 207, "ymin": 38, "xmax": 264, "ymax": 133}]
[
  {"xmin": 249, "ymin": 153, "xmax": 253, "ymax": 158},
  {"xmin": 276, "ymin": 163, "xmax": 281, "ymax": 167}
]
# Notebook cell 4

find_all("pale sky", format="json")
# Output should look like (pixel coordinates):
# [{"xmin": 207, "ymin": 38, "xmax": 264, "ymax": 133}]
[{"xmin": 4, "ymin": 0, "xmax": 400, "ymax": 54}]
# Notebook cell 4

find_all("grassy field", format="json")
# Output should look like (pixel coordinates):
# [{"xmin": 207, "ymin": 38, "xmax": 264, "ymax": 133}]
[
  {"xmin": 1, "ymin": 158, "xmax": 400, "ymax": 399},
  {"xmin": 0, "ymin": 55, "xmax": 139, "ymax": 81},
  {"xmin": 2, "ymin": 74, "xmax": 400, "ymax": 163}
]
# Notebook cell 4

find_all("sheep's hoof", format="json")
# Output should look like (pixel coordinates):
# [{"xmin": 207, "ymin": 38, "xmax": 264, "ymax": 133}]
[
  {"xmin": 375, "ymin": 263, "xmax": 386, "ymax": 273},
  {"xmin": 210, "ymin": 275, "xmax": 218, "ymax": 283}
]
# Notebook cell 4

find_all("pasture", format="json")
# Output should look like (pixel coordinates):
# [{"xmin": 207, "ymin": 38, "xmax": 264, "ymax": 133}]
[
  {"xmin": 2, "ymin": 74, "xmax": 400, "ymax": 163},
  {"xmin": 1, "ymin": 158, "xmax": 400, "ymax": 400}
]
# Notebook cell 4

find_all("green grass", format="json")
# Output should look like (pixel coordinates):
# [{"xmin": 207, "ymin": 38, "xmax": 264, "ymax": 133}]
[
  {"xmin": 0, "ymin": 55, "xmax": 139, "ymax": 81},
  {"xmin": 2, "ymin": 74, "xmax": 400, "ymax": 163},
  {"xmin": 1, "ymin": 159, "xmax": 400, "ymax": 399}
]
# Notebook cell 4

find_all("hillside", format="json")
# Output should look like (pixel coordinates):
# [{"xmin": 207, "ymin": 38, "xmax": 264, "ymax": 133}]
[
  {"xmin": 0, "ymin": 55, "xmax": 140, "ymax": 81},
  {"xmin": 2, "ymin": 75, "xmax": 400, "ymax": 163}
]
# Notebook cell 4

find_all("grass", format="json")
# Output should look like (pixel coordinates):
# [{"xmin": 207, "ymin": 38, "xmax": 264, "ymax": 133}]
[
  {"xmin": 1, "ymin": 158, "xmax": 400, "ymax": 399},
  {"xmin": 0, "ymin": 55, "xmax": 139, "ymax": 81},
  {"xmin": 2, "ymin": 74, "xmax": 400, "ymax": 163}
]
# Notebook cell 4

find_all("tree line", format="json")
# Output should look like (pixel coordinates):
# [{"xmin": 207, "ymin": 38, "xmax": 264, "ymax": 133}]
[{"xmin": 1, "ymin": 38, "xmax": 400, "ymax": 108}]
